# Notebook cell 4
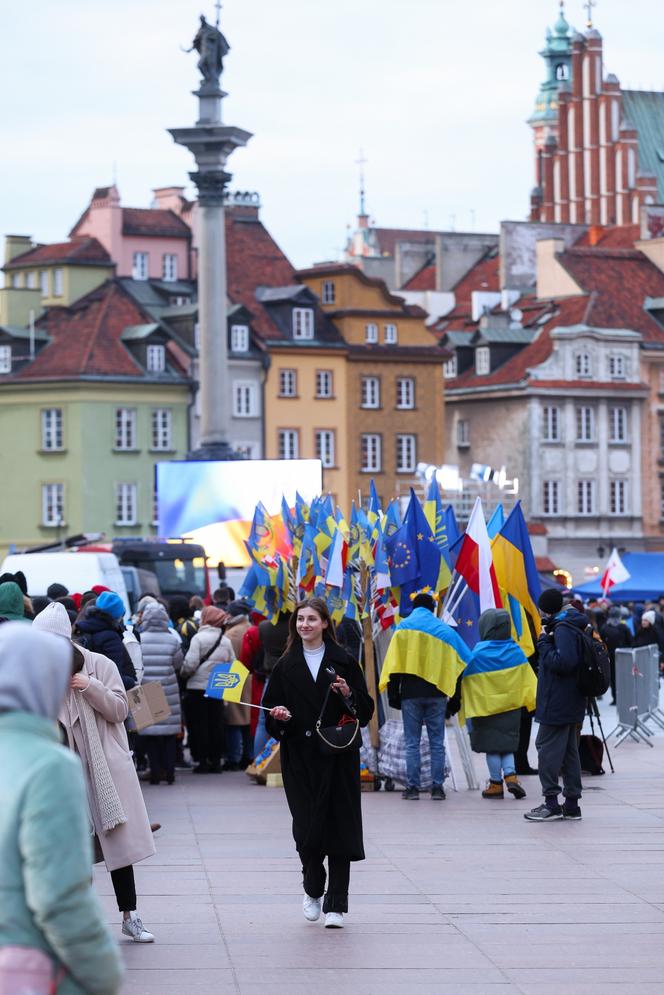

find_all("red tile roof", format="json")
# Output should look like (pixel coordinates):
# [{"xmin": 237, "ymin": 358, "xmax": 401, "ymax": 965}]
[
  {"xmin": 225, "ymin": 215, "xmax": 296, "ymax": 339},
  {"xmin": 449, "ymin": 252, "xmax": 500, "ymax": 311},
  {"xmin": 368, "ymin": 228, "xmax": 438, "ymax": 257},
  {"xmin": 121, "ymin": 208, "xmax": 190, "ymax": 238},
  {"xmin": 5, "ymin": 237, "xmax": 112, "ymax": 269},
  {"xmin": 573, "ymin": 224, "xmax": 640, "ymax": 249},
  {"xmin": 402, "ymin": 260, "xmax": 436, "ymax": 291},
  {"xmin": 16, "ymin": 281, "xmax": 187, "ymax": 381}
]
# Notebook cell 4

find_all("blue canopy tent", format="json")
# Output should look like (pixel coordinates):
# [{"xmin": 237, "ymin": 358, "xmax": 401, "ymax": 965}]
[{"xmin": 571, "ymin": 552, "xmax": 664, "ymax": 602}]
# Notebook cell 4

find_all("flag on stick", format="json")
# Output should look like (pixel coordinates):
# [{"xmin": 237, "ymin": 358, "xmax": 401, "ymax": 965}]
[
  {"xmin": 601, "ymin": 548, "xmax": 630, "ymax": 596},
  {"xmin": 205, "ymin": 660, "xmax": 250, "ymax": 703}
]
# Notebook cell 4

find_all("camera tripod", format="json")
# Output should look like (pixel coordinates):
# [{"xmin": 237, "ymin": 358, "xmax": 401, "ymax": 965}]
[{"xmin": 586, "ymin": 696, "xmax": 615, "ymax": 773}]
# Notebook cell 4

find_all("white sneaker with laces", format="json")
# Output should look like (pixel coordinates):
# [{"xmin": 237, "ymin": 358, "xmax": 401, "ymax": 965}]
[
  {"xmin": 121, "ymin": 912, "xmax": 155, "ymax": 942},
  {"xmin": 324, "ymin": 912, "xmax": 344, "ymax": 928},
  {"xmin": 302, "ymin": 894, "xmax": 322, "ymax": 921}
]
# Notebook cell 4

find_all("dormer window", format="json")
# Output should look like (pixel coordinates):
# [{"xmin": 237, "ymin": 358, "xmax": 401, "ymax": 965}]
[
  {"xmin": 384, "ymin": 324, "xmax": 398, "ymax": 344},
  {"xmin": 321, "ymin": 280, "xmax": 335, "ymax": 305},
  {"xmin": 231, "ymin": 324, "xmax": 250, "ymax": 352},
  {"xmin": 146, "ymin": 344, "xmax": 166, "ymax": 373},
  {"xmin": 609, "ymin": 354, "xmax": 626, "ymax": 380},
  {"xmin": 443, "ymin": 355, "xmax": 457, "ymax": 379},
  {"xmin": 0, "ymin": 345, "xmax": 11, "ymax": 374},
  {"xmin": 365, "ymin": 323, "xmax": 378, "ymax": 344},
  {"xmin": 576, "ymin": 352, "xmax": 591, "ymax": 378},
  {"xmin": 292, "ymin": 307, "xmax": 314, "ymax": 340},
  {"xmin": 475, "ymin": 346, "xmax": 490, "ymax": 376},
  {"xmin": 53, "ymin": 269, "xmax": 64, "ymax": 297}
]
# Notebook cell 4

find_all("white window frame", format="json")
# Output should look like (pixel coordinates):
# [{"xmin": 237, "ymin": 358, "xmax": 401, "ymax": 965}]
[
  {"xmin": 609, "ymin": 406, "xmax": 627, "ymax": 443},
  {"xmin": 115, "ymin": 408, "xmax": 137, "ymax": 450},
  {"xmin": 146, "ymin": 344, "xmax": 166, "ymax": 373},
  {"xmin": 53, "ymin": 269, "xmax": 64, "ymax": 297},
  {"xmin": 278, "ymin": 429, "xmax": 299, "ymax": 460},
  {"xmin": 230, "ymin": 324, "xmax": 250, "ymax": 352},
  {"xmin": 457, "ymin": 419, "xmax": 470, "ymax": 447},
  {"xmin": 575, "ymin": 406, "xmax": 594, "ymax": 442},
  {"xmin": 475, "ymin": 346, "xmax": 490, "ymax": 375},
  {"xmin": 396, "ymin": 434, "xmax": 417, "ymax": 473},
  {"xmin": 396, "ymin": 377, "xmax": 415, "ymax": 410},
  {"xmin": 577, "ymin": 479, "xmax": 596, "ymax": 515},
  {"xmin": 576, "ymin": 352, "xmax": 592, "ymax": 378},
  {"xmin": 27, "ymin": 271, "xmax": 37, "ymax": 289},
  {"xmin": 609, "ymin": 479, "xmax": 628, "ymax": 515},
  {"xmin": 151, "ymin": 408, "xmax": 172, "ymax": 450},
  {"xmin": 361, "ymin": 376, "xmax": 380, "ymax": 409},
  {"xmin": 233, "ymin": 381, "xmax": 258, "ymax": 418},
  {"xmin": 279, "ymin": 368, "xmax": 297, "ymax": 398},
  {"xmin": 361, "ymin": 434, "xmax": 382, "ymax": 473},
  {"xmin": 384, "ymin": 323, "xmax": 398, "ymax": 345},
  {"xmin": 609, "ymin": 353, "xmax": 626, "ymax": 380},
  {"xmin": 115, "ymin": 482, "xmax": 138, "ymax": 526},
  {"xmin": 39, "ymin": 270, "xmax": 49, "ymax": 295},
  {"xmin": 315, "ymin": 429, "xmax": 335, "ymax": 468},
  {"xmin": 443, "ymin": 355, "xmax": 457, "ymax": 379},
  {"xmin": 543, "ymin": 479, "xmax": 561, "ymax": 516},
  {"xmin": 292, "ymin": 307, "xmax": 314, "ymax": 340},
  {"xmin": 365, "ymin": 323, "xmax": 378, "ymax": 344},
  {"xmin": 321, "ymin": 280, "xmax": 336, "ymax": 305},
  {"xmin": 0, "ymin": 345, "xmax": 11, "ymax": 374},
  {"xmin": 315, "ymin": 369, "xmax": 333, "ymax": 399},
  {"xmin": 42, "ymin": 483, "xmax": 64, "ymax": 527},
  {"xmin": 543, "ymin": 405, "xmax": 561, "ymax": 442},
  {"xmin": 162, "ymin": 253, "xmax": 178, "ymax": 282},
  {"xmin": 132, "ymin": 252, "xmax": 149, "ymax": 280},
  {"xmin": 41, "ymin": 408, "xmax": 63, "ymax": 451}
]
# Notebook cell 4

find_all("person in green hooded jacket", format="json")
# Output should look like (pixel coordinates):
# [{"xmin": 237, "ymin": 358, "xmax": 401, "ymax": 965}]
[
  {"xmin": 0, "ymin": 580, "xmax": 29, "ymax": 622},
  {"xmin": 0, "ymin": 622, "xmax": 123, "ymax": 995}
]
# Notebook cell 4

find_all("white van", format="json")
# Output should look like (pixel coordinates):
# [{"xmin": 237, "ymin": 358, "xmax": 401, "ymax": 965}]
[{"xmin": 1, "ymin": 552, "xmax": 130, "ymax": 614}]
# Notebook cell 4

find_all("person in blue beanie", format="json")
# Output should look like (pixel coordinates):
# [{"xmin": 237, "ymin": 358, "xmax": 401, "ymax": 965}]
[{"xmin": 74, "ymin": 592, "xmax": 137, "ymax": 690}]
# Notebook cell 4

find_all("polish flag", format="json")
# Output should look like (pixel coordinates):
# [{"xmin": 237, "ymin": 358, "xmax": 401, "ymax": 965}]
[
  {"xmin": 454, "ymin": 497, "xmax": 502, "ymax": 610},
  {"xmin": 600, "ymin": 548, "xmax": 630, "ymax": 595},
  {"xmin": 325, "ymin": 528, "xmax": 348, "ymax": 589}
]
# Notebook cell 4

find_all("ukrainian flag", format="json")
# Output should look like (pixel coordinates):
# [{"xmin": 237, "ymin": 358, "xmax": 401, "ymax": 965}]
[
  {"xmin": 461, "ymin": 639, "xmax": 537, "ymax": 722},
  {"xmin": 205, "ymin": 660, "xmax": 250, "ymax": 703},
  {"xmin": 378, "ymin": 607, "xmax": 470, "ymax": 697},
  {"xmin": 491, "ymin": 502, "xmax": 542, "ymax": 641}
]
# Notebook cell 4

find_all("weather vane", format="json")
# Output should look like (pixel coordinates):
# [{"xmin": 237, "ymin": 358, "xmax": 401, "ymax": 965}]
[{"xmin": 584, "ymin": 0, "xmax": 596, "ymax": 28}]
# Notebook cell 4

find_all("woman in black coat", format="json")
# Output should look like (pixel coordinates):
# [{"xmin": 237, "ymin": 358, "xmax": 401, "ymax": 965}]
[{"xmin": 264, "ymin": 598, "xmax": 374, "ymax": 929}]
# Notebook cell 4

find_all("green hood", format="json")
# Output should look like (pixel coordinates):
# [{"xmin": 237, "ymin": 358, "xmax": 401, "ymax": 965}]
[{"xmin": 0, "ymin": 581, "xmax": 28, "ymax": 621}]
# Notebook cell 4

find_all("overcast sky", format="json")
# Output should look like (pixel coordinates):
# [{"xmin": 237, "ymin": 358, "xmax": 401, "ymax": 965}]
[{"xmin": 2, "ymin": 0, "xmax": 662, "ymax": 269}]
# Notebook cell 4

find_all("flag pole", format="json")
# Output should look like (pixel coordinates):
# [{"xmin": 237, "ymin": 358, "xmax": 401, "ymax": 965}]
[{"xmin": 360, "ymin": 561, "xmax": 381, "ymax": 754}]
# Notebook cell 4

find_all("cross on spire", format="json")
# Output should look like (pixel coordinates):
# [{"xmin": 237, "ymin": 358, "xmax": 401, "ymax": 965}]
[
  {"xmin": 584, "ymin": 0, "xmax": 596, "ymax": 28},
  {"xmin": 355, "ymin": 149, "xmax": 368, "ymax": 217}
]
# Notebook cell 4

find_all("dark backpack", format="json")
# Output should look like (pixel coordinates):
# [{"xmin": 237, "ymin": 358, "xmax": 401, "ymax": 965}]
[
  {"xmin": 578, "ymin": 733, "xmax": 605, "ymax": 775},
  {"xmin": 575, "ymin": 624, "xmax": 611, "ymax": 697}
]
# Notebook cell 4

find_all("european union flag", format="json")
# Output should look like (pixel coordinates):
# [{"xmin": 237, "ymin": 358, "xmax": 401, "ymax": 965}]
[{"xmin": 385, "ymin": 489, "xmax": 442, "ymax": 613}]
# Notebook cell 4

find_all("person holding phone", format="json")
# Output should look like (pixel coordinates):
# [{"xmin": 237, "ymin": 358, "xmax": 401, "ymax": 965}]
[{"xmin": 264, "ymin": 598, "xmax": 374, "ymax": 929}]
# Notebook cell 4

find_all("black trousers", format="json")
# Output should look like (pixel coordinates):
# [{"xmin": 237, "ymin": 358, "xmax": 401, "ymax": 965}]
[
  {"xmin": 299, "ymin": 848, "xmax": 351, "ymax": 914},
  {"xmin": 110, "ymin": 864, "xmax": 136, "ymax": 913},
  {"xmin": 184, "ymin": 690, "xmax": 224, "ymax": 765},
  {"xmin": 515, "ymin": 707, "xmax": 534, "ymax": 772},
  {"xmin": 144, "ymin": 734, "xmax": 177, "ymax": 781}
]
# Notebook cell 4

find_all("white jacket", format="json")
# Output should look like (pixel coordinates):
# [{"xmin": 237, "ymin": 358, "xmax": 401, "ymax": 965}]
[{"xmin": 182, "ymin": 624, "xmax": 233, "ymax": 691}]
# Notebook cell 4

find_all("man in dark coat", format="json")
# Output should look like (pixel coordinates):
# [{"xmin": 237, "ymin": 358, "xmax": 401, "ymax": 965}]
[
  {"xmin": 600, "ymin": 606, "xmax": 632, "ymax": 704},
  {"xmin": 74, "ymin": 591, "xmax": 136, "ymax": 690},
  {"xmin": 264, "ymin": 630, "xmax": 373, "ymax": 925},
  {"xmin": 524, "ymin": 589, "xmax": 587, "ymax": 823}
]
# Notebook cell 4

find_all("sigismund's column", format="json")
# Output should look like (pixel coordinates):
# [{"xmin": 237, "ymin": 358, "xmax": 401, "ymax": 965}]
[{"xmin": 169, "ymin": 14, "xmax": 252, "ymax": 459}]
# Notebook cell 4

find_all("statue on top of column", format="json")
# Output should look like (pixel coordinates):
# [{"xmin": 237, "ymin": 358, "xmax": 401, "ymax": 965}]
[{"xmin": 188, "ymin": 15, "xmax": 229, "ymax": 88}]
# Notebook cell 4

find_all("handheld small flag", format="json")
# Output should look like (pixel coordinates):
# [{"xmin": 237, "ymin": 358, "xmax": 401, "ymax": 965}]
[{"xmin": 205, "ymin": 660, "xmax": 250, "ymax": 703}]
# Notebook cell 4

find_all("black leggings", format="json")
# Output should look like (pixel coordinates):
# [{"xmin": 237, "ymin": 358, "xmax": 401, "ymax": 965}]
[
  {"xmin": 184, "ymin": 690, "xmax": 224, "ymax": 765},
  {"xmin": 299, "ymin": 848, "xmax": 351, "ymax": 914},
  {"xmin": 110, "ymin": 864, "xmax": 136, "ymax": 913}
]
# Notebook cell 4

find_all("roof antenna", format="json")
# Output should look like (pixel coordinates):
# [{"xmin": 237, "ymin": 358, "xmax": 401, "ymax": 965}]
[{"xmin": 355, "ymin": 148, "xmax": 368, "ymax": 216}]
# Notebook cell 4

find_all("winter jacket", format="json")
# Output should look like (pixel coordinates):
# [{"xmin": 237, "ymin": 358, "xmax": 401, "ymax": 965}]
[
  {"xmin": 535, "ymin": 608, "xmax": 588, "ymax": 726},
  {"xmin": 633, "ymin": 625, "xmax": 664, "ymax": 659},
  {"xmin": 0, "ymin": 712, "xmax": 123, "ymax": 995},
  {"xmin": 135, "ymin": 603, "xmax": 183, "ymax": 735},
  {"xmin": 75, "ymin": 609, "xmax": 136, "ymax": 690},
  {"xmin": 0, "ymin": 581, "xmax": 28, "ymax": 622},
  {"xmin": 599, "ymin": 620, "xmax": 632, "ymax": 664},
  {"xmin": 182, "ymin": 624, "xmax": 233, "ymax": 691}
]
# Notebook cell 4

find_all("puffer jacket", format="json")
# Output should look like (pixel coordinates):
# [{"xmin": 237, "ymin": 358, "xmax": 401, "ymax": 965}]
[
  {"xmin": 182, "ymin": 624, "xmax": 233, "ymax": 691},
  {"xmin": 75, "ymin": 609, "xmax": 136, "ymax": 690},
  {"xmin": 135, "ymin": 603, "xmax": 183, "ymax": 735},
  {"xmin": 535, "ymin": 608, "xmax": 588, "ymax": 726}
]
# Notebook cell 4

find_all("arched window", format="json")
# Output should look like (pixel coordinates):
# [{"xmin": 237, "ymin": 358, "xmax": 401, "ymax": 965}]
[{"xmin": 555, "ymin": 63, "xmax": 569, "ymax": 81}]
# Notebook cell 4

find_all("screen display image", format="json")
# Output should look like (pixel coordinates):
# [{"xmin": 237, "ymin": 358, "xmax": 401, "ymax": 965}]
[{"xmin": 156, "ymin": 459, "xmax": 322, "ymax": 566}]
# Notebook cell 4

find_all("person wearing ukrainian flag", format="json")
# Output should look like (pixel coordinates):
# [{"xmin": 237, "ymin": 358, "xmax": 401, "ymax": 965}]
[
  {"xmin": 461, "ymin": 609, "xmax": 537, "ymax": 801},
  {"xmin": 378, "ymin": 592, "xmax": 470, "ymax": 801}
]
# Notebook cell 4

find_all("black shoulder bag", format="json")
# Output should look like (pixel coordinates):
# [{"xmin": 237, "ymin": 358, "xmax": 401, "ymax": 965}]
[{"xmin": 315, "ymin": 680, "xmax": 360, "ymax": 755}]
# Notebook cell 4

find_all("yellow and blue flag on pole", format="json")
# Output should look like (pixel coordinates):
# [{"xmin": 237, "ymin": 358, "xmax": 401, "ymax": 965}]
[
  {"xmin": 205, "ymin": 659, "xmax": 250, "ymax": 703},
  {"xmin": 378, "ymin": 606, "xmax": 470, "ymax": 697},
  {"xmin": 490, "ymin": 501, "xmax": 542, "ymax": 640},
  {"xmin": 460, "ymin": 638, "xmax": 537, "ymax": 721}
]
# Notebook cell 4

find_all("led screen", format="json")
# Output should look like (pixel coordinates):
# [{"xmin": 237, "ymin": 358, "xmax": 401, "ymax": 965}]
[{"xmin": 156, "ymin": 459, "xmax": 322, "ymax": 566}]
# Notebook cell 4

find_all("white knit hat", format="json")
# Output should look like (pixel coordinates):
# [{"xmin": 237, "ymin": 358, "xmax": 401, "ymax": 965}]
[
  {"xmin": 32, "ymin": 601, "xmax": 73, "ymax": 639},
  {"xmin": 642, "ymin": 610, "xmax": 657, "ymax": 626}
]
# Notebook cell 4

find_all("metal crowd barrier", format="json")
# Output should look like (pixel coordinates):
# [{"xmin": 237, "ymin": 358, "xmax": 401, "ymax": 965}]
[{"xmin": 609, "ymin": 646, "xmax": 662, "ymax": 747}]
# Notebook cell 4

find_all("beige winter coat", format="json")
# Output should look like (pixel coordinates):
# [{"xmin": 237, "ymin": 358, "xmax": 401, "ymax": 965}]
[
  {"xmin": 223, "ymin": 616, "xmax": 251, "ymax": 726},
  {"xmin": 59, "ymin": 647, "xmax": 155, "ymax": 873},
  {"xmin": 182, "ymin": 624, "xmax": 233, "ymax": 690}
]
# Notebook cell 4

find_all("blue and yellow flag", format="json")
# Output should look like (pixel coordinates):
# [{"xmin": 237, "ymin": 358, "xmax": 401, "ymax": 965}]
[
  {"xmin": 378, "ymin": 606, "xmax": 470, "ymax": 697},
  {"xmin": 491, "ymin": 501, "xmax": 542, "ymax": 640},
  {"xmin": 460, "ymin": 638, "xmax": 537, "ymax": 721},
  {"xmin": 205, "ymin": 659, "xmax": 250, "ymax": 704}
]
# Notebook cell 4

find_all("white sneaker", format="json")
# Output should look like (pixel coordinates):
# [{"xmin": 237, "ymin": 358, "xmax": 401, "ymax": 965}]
[
  {"xmin": 121, "ymin": 912, "xmax": 155, "ymax": 942},
  {"xmin": 302, "ymin": 894, "xmax": 322, "ymax": 921},
  {"xmin": 324, "ymin": 912, "xmax": 344, "ymax": 928}
]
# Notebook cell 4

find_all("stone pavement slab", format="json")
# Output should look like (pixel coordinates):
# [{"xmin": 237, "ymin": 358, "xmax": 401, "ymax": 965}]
[{"xmin": 96, "ymin": 717, "xmax": 664, "ymax": 995}]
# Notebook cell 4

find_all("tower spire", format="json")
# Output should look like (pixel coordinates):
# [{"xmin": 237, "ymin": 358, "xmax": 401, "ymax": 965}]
[
  {"xmin": 214, "ymin": 0, "xmax": 222, "ymax": 28},
  {"xmin": 355, "ymin": 149, "xmax": 368, "ymax": 218},
  {"xmin": 584, "ymin": 0, "xmax": 596, "ymax": 29}
]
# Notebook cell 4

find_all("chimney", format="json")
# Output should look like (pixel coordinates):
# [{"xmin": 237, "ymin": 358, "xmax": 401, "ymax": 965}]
[{"xmin": 4, "ymin": 235, "xmax": 34, "ymax": 264}]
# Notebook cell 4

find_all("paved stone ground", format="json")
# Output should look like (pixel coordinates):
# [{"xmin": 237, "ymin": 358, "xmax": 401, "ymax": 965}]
[{"xmin": 95, "ymin": 710, "xmax": 664, "ymax": 995}]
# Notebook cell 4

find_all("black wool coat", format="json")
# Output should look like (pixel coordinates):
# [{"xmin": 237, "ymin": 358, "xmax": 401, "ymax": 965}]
[{"xmin": 263, "ymin": 640, "xmax": 374, "ymax": 862}]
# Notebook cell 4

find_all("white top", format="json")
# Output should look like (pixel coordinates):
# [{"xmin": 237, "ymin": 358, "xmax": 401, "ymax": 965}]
[{"xmin": 303, "ymin": 644, "xmax": 326, "ymax": 682}]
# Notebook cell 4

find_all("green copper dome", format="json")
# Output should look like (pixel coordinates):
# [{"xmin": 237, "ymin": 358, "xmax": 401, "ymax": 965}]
[{"xmin": 528, "ymin": 4, "xmax": 573, "ymax": 126}]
